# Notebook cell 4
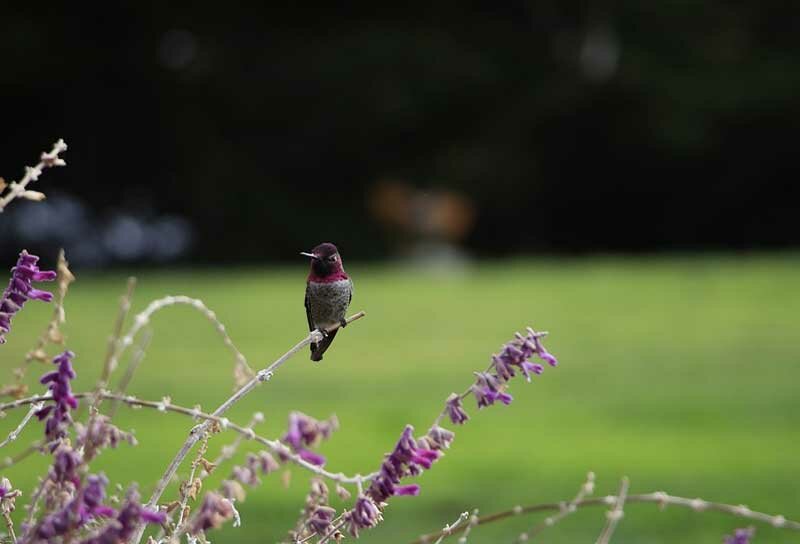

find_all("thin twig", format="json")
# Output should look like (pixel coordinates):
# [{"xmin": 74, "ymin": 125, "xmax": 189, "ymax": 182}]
[
  {"xmin": 0, "ymin": 139, "xmax": 67, "ymax": 213},
  {"xmin": 516, "ymin": 471, "xmax": 595, "ymax": 542},
  {"xmin": 78, "ymin": 277, "xmax": 137, "ymax": 424},
  {"xmin": 0, "ymin": 483, "xmax": 19, "ymax": 544},
  {"xmin": 434, "ymin": 511, "xmax": 470, "ymax": 544},
  {"xmin": 0, "ymin": 391, "xmax": 374, "ymax": 486},
  {"xmin": 0, "ymin": 440, "xmax": 58, "ymax": 470},
  {"xmin": 108, "ymin": 328, "xmax": 152, "ymax": 418},
  {"xmin": 110, "ymin": 295, "xmax": 256, "ymax": 393},
  {"xmin": 411, "ymin": 488, "xmax": 800, "ymax": 543},
  {"xmin": 316, "ymin": 519, "xmax": 346, "ymax": 544},
  {"xmin": 97, "ymin": 277, "xmax": 137, "ymax": 390},
  {"xmin": 596, "ymin": 476, "xmax": 628, "ymax": 544},
  {"xmin": 0, "ymin": 402, "xmax": 43, "ymax": 449},
  {"xmin": 456, "ymin": 509, "xmax": 479, "ymax": 544},
  {"xmin": 162, "ymin": 412, "xmax": 264, "ymax": 541},
  {"xmin": 172, "ymin": 433, "xmax": 210, "ymax": 534},
  {"xmin": 131, "ymin": 310, "xmax": 366, "ymax": 544}
]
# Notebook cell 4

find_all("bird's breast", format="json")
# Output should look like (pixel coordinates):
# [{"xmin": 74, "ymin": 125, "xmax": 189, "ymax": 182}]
[{"xmin": 307, "ymin": 279, "xmax": 352, "ymax": 327}]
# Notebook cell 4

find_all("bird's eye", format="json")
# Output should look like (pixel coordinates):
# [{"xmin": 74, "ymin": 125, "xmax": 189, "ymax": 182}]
[{"xmin": 328, "ymin": 255, "xmax": 337, "ymax": 262}]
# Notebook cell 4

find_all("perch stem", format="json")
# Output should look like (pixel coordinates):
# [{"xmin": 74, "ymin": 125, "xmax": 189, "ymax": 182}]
[{"xmin": 130, "ymin": 311, "xmax": 365, "ymax": 544}]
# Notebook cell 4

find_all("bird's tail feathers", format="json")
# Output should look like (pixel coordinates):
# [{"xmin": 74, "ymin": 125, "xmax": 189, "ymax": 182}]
[{"xmin": 310, "ymin": 329, "xmax": 338, "ymax": 362}]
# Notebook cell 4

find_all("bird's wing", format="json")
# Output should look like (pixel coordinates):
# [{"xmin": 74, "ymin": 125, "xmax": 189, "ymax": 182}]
[
  {"xmin": 304, "ymin": 285, "xmax": 314, "ymax": 332},
  {"xmin": 305, "ymin": 284, "xmax": 317, "ymax": 353},
  {"xmin": 348, "ymin": 279, "xmax": 353, "ymax": 305}
]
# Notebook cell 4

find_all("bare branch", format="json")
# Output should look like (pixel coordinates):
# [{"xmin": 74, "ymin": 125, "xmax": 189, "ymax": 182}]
[
  {"xmin": 0, "ymin": 402, "xmax": 43, "ymax": 449},
  {"xmin": 0, "ymin": 139, "xmax": 67, "ymax": 213},
  {"xmin": 412, "ymin": 485, "xmax": 800, "ymax": 543},
  {"xmin": 596, "ymin": 476, "xmax": 628, "ymax": 544}
]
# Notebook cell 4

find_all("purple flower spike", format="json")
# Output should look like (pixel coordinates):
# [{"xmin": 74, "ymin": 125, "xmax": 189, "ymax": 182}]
[
  {"xmin": 367, "ymin": 425, "xmax": 439, "ymax": 504},
  {"xmin": 0, "ymin": 250, "xmax": 56, "ymax": 344},
  {"xmin": 36, "ymin": 350, "xmax": 78, "ymax": 443},
  {"xmin": 37, "ymin": 471, "xmax": 116, "ymax": 540},
  {"xmin": 724, "ymin": 527, "xmax": 755, "ymax": 544}
]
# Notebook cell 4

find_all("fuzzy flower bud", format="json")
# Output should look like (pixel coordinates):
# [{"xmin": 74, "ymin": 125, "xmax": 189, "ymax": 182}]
[{"xmin": 445, "ymin": 393, "xmax": 470, "ymax": 425}]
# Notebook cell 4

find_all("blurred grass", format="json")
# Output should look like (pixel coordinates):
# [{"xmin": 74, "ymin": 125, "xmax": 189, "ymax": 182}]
[{"xmin": 1, "ymin": 255, "xmax": 799, "ymax": 543}]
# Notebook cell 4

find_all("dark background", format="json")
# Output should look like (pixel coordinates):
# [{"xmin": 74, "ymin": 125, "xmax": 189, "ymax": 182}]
[{"xmin": 2, "ymin": 3, "xmax": 799, "ymax": 265}]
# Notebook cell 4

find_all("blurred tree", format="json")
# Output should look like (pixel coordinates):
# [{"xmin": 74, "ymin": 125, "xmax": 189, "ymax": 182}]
[{"xmin": 1, "ymin": 2, "xmax": 798, "ymax": 264}]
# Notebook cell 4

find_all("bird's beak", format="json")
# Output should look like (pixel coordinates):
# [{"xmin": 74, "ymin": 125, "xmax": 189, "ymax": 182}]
[{"xmin": 300, "ymin": 252, "xmax": 317, "ymax": 259}]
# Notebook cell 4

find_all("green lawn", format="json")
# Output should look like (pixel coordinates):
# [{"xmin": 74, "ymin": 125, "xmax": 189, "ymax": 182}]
[{"xmin": 2, "ymin": 255, "xmax": 799, "ymax": 543}]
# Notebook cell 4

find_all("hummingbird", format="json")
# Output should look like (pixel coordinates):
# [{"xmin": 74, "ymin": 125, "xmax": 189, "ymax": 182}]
[{"xmin": 301, "ymin": 242, "xmax": 353, "ymax": 361}]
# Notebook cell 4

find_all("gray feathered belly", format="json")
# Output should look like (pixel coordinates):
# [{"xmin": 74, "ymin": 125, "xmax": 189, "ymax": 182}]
[{"xmin": 307, "ymin": 279, "xmax": 352, "ymax": 327}]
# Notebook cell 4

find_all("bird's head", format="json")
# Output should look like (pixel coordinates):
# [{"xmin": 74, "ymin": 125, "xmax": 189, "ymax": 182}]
[{"xmin": 301, "ymin": 242, "xmax": 344, "ymax": 278}]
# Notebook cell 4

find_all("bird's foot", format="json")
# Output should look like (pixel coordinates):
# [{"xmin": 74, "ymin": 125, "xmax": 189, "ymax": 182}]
[
  {"xmin": 316, "ymin": 327, "xmax": 329, "ymax": 339},
  {"xmin": 339, "ymin": 318, "xmax": 348, "ymax": 328}
]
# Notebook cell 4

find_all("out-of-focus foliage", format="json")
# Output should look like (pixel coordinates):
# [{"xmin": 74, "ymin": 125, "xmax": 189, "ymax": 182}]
[{"xmin": 1, "ymin": 3, "xmax": 798, "ymax": 262}]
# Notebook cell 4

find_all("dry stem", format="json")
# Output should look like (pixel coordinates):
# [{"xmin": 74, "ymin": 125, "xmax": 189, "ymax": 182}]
[
  {"xmin": 0, "ymin": 139, "xmax": 67, "ymax": 213},
  {"xmin": 516, "ymin": 471, "xmax": 595, "ymax": 542},
  {"xmin": 595, "ymin": 476, "xmax": 628, "ymax": 544},
  {"xmin": 412, "ymin": 487, "xmax": 800, "ymax": 543},
  {"xmin": 0, "ymin": 402, "xmax": 44, "ymax": 449}
]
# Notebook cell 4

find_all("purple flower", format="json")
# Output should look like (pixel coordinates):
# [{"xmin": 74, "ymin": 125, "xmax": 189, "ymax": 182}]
[
  {"xmin": 35, "ymin": 473, "xmax": 116, "ymax": 540},
  {"xmin": 0, "ymin": 250, "xmax": 56, "ymax": 344},
  {"xmin": 724, "ymin": 527, "xmax": 754, "ymax": 544},
  {"xmin": 419, "ymin": 425, "xmax": 455, "ymax": 451},
  {"xmin": 472, "ymin": 372, "xmax": 513, "ymax": 408},
  {"xmin": 188, "ymin": 492, "xmax": 234, "ymax": 535},
  {"xmin": 79, "ymin": 487, "xmax": 164, "ymax": 544},
  {"xmin": 50, "ymin": 444, "xmax": 82, "ymax": 486},
  {"xmin": 347, "ymin": 495, "xmax": 383, "ymax": 537},
  {"xmin": 230, "ymin": 450, "xmax": 281, "ymax": 488},
  {"xmin": 36, "ymin": 350, "xmax": 78, "ymax": 443},
  {"xmin": 367, "ymin": 425, "xmax": 439, "ymax": 503},
  {"xmin": 520, "ymin": 361, "xmax": 544, "ymax": 382},
  {"xmin": 257, "ymin": 451, "xmax": 280, "ymax": 473},
  {"xmin": 282, "ymin": 411, "xmax": 337, "ymax": 467},
  {"xmin": 531, "ymin": 332, "xmax": 558, "ymax": 367},
  {"xmin": 474, "ymin": 328, "xmax": 558, "ymax": 407},
  {"xmin": 297, "ymin": 448, "xmax": 326, "ymax": 466},
  {"xmin": 445, "ymin": 393, "xmax": 469, "ymax": 425},
  {"xmin": 393, "ymin": 484, "xmax": 420, "ymax": 496},
  {"xmin": 82, "ymin": 474, "xmax": 109, "ymax": 510},
  {"xmin": 308, "ymin": 505, "xmax": 336, "ymax": 535},
  {"xmin": 77, "ymin": 414, "xmax": 137, "ymax": 461}
]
